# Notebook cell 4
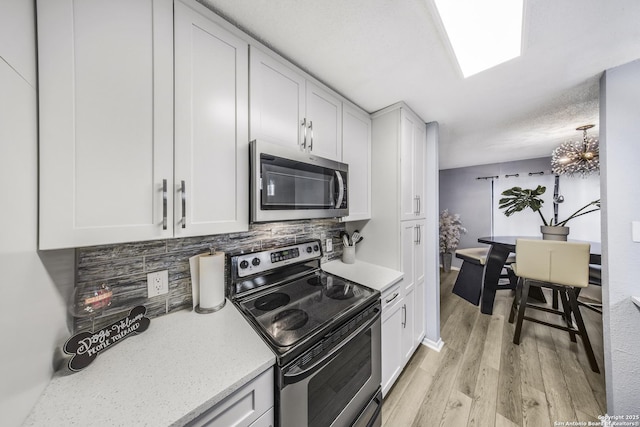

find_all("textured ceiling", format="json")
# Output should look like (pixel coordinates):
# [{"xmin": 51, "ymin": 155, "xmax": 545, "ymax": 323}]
[{"xmin": 198, "ymin": 0, "xmax": 640, "ymax": 169}]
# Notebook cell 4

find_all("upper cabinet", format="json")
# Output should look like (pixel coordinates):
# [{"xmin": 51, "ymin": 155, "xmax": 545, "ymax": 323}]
[
  {"xmin": 250, "ymin": 47, "xmax": 342, "ymax": 161},
  {"xmin": 342, "ymin": 104, "xmax": 372, "ymax": 222},
  {"xmin": 400, "ymin": 108, "xmax": 426, "ymax": 221},
  {"xmin": 174, "ymin": 1, "xmax": 249, "ymax": 237},
  {"xmin": 37, "ymin": 0, "xmax": 175, "ymax": 249},
  {"xmin": 38, "ymin": 0, "xmax": 249, "ymax": 249}
]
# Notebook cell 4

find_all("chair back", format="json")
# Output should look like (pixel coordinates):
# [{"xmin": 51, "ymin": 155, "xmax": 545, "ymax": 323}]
[{"xmin": 515, "ymin": 239, "xmax": 590, "ymax": 287}]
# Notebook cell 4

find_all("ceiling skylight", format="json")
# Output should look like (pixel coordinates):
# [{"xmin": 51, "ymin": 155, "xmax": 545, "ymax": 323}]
[{"xmin": 434, "ymin": 0, "xmax": 523, "ymax": 78}]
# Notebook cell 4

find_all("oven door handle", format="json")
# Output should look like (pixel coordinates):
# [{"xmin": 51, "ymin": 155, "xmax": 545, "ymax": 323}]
[{"xmin": 283, "ymin": 310, "xmax": 380, "ymax": 386}]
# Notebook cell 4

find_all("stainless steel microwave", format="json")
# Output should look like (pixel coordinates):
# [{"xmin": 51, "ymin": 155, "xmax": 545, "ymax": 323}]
[{"xmin": 250, "ymin": 140, "xmax": 348, "ymax": 222}]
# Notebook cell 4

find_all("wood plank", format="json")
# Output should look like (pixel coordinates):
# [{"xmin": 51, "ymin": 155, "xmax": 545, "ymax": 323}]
[
  {"xmin": 440, "ymin": 299, "xmax": 478, "ymax": 354},
  {"xmin": 496, "ymin": 412, "xmax": 521, "ymax": 427},
  {"xmin": 455, "ymin": 312, "xmax": 490, "ymax": 397},
  {"xmin": 544, "ymin": 311, "xmax": 602, "ymax": 419},
  {"xmin": 538, "ymin": 344, "xmax": 577, "ymax": 422},
  {"xmin": 522, "ymin": 384, "xmax": 551, "ymax": 427},
  {"xmin": 467, "ymin": 363, "xmax": 499, "ymax": 427},
  {"xmin": 440, "ymin": 390, "xmax": 472, "ymax": 427},
  {"xmin": 383, "ymin": 363, "xmax": 433, "ymax": 426},
  {"xmin": 411, "ymin": 347, "xmax": 463, "ymax": 427},
  {"xmin": 481, "ymin": 313, "xmax": 504, "ymax": 370},
  {"xmin": 497, "ymin": 311, "xmax": 523, "ymax": 425},
  {"xmin": 382, "ymin": 345, "xmax": 429, "ymax": 424}
]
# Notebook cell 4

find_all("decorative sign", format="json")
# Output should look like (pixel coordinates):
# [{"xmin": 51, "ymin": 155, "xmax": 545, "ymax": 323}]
[{"xmin": 63, "ymin": 306, "xmax": 151, "ymax": 372}]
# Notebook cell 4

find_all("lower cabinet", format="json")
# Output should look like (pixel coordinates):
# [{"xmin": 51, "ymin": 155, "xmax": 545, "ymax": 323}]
[
  {"xmin": 186, "ymin": 367, "xmax": 274, "ymax": 427},
  {"xmin": 381, "ymin": 283, "xmax": 403, "ymax": 397}
]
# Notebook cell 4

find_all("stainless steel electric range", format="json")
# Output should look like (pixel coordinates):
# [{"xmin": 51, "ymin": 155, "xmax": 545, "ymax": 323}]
[{"xmin": 228, "ymin": 240, "xmax": 382, "ymax": 427}]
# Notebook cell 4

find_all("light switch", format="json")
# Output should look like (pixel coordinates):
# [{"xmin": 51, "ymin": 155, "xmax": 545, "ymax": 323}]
[{"xmin": 633, "ymin": 221, "xmax": 640, "ymax": 242}]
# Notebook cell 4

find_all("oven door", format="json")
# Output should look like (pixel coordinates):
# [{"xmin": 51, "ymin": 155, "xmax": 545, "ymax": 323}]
[{"xmin": 278, "ymin": 314, "xmax": 381, "ymax": 427}]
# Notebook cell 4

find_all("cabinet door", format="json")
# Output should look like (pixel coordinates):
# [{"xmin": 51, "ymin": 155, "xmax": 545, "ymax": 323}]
[
  {"xmin": 401, "ymin": 222, "xmax": 417, "ymax": 294},
  {"xmin": 341, "ymin": 104, "xmax": 371, "ymax": 221},
  {"xmin": 381, "ymin": 299, "xmax": 403, "ymax": 397},
  {"xmin": 415, "ymin": 221, "xmax": 426, "ymax": 285},
  {"xmin": 305, "ymin": 81, "xmax": 342, "ymax": 161},
  {"xmin": 38, "ymin": 0, "xmax": 174, "ymax": 249},
  {"xmin": 249, "ymin": 47, "xmax": 305, "ymax": 150},
  {"xmin": 400, "ymin": 109, "xmax": 418, "ymax": 221},
  {"xmin": 414, "ymin": 122, "xmax": 426, "ymax": 219},
  {"xmin": 174, "ymin": 1, "xmax": 249, "ymax": 237},
  {"xmin": 401, "ymin": 287, "xmax": 415, "ymax": 364}
]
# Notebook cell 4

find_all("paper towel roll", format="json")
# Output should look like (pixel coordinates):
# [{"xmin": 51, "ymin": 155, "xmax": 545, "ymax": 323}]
[{"xmin": 192, "ymin": 251, "xmax": 226, "ymax": 313}]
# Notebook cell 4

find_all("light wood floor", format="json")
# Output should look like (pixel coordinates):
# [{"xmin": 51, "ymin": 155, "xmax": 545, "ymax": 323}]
[{"xmin": 382, "ymin": 269, "xmax": 606, "ymax": 426}]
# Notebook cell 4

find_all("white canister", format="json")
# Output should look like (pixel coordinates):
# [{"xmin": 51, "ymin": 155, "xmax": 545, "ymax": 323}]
[{"xmin": 342, "ymin": 246, "xmax": 355, "ymax": 264}]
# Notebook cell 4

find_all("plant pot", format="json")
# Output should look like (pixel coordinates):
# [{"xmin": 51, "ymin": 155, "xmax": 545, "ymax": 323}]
[
  {"xmin": 441, "ymin": 252, "xmax": 453, "ymax": 272},
  {"xmin": 540, "ymin": 225, "xmax": 570, "ymax": 241}
]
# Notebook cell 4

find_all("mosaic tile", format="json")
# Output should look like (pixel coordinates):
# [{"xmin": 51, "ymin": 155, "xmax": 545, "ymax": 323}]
[{"xmin": 77, "ymin": 240, "xmax": 167, "ymax": 266}]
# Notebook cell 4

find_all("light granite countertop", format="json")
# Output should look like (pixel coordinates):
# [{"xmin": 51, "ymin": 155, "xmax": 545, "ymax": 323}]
[
  {"xmin": 24, "ymin": 301, "xmax": 275, "ymax": 426},
  {"xmin": 322, "ymin": 259, "xmax": 404, "ymax": 292}
]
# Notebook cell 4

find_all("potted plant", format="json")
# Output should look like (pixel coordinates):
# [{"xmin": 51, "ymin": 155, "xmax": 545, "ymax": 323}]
[
  {"xmin": 439, "ymin": 210, "xmax": 467, "ymax": 272},
  {"xmin": 498, "ymin": 185, "xmax": 600, "ymax": 240}
]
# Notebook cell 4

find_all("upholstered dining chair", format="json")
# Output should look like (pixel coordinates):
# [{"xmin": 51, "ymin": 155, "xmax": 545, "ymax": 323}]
[{"xmin": 508, "ymin": 239, "xmax": 599, "ymax": 373}]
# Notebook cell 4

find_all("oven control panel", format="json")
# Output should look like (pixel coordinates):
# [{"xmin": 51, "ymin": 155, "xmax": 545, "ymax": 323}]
[{"xmin": 235, "ymin": 240, "xmax": 322, "ymax": 277}]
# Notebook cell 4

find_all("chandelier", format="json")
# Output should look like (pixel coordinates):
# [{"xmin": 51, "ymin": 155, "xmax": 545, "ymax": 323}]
[{"xmin": 551, "ymin": 124, "xmax": 600, "ymax": 177}]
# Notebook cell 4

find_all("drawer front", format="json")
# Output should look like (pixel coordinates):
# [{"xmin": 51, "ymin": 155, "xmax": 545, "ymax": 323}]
[
  {"xmin": 187, "ymin": 367, "xmax": 274, "ymax": 427},
  {"xmin": 381, "ymin": 282, "xmax": 402, "ymax": 318}
]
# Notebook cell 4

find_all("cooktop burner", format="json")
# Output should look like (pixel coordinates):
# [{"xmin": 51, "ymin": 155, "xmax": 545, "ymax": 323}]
[
  {"xmin": 306, "ymin": 276, "xmax": 326, "ymax": 287},
  {"xmin": 272, "ymin": 308, "xmax": 309, "ymax": 331},
  {"xmin": 238, "ymin": 271, "xmax": 375, "ymax": 349},
  {"xmin": 254, "ymin": 293, "xmax": 290, "ymax": 311},
  {"xmin": 325, "ymin": 284, "xmax": 355, "ymax": 300}
]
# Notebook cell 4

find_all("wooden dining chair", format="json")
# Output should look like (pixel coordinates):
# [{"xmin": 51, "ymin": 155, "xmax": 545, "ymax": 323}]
[{"xmin": 508, "ymin": 239, "xmax": 599, "ymax": 373}]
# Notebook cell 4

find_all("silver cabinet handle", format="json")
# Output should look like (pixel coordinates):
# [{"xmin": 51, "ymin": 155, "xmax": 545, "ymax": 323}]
[
  {"xmin": 309, "ymin": 120, "xmax": 314, "ymax": 151},
  {"xmin": 415, "ymin": 225, "xmax": 419, "ymax": 244},
  {"xmin": 385, "ymin": 292, "xmax": 399, "ymax": 304},
  {"xmin": 414, "ymin": 196, "xmax": 419, "ymax": 215},
  {"xmin": 417, "ymin": 225, "xmax": 421, "ymax": 244},
  {"xmin": 402, "ymin": 304, "xmax": 406, "ymax": 328},
  {"xmin": 417, "ymin": 196, "xmax": 421, "ymax": 215},
  {"xmin": 181, "ymin": 180, "xmax": 186, "ymax": 229},
  {"xmin": 301, "ymin": 118, "xmax": 307, "ymax": 150},
  {"xmin": 162, "ymin": 179, "xmax": 167, "ymax": 230}
]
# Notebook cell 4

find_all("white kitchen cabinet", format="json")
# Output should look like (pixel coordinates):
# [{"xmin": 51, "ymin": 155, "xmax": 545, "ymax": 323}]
[
  {"xmin": 341, "ymin": 103, "xmax": 372, "ymax": 221},
  {"xmin": 186, "ymin": 367, "xmax": 274, "ymax": 427},
  {"xmin": 37, "ymin": 0, "xmax": 174, "ymax": 249},
  {"xmin": 381, "ymin": 282, "xmax": 403, "ymax": 397},
  {"xmin": 350, "ymin": 102, "xmax": 428, "ymax": 394},
  {"xmin": 250, "ymin": 47, "xmax": 342, "ymax": 161},
  {"xmin": 38, "ymin": 0, "xmax": 250, "ymax": 249},
  {"xmin": 174, "ymin": 0, "xmax": 249, "ymax": 237},
  {"xmin": 400, "ymin": 108, "xmax": 427, "ymax": 221}
]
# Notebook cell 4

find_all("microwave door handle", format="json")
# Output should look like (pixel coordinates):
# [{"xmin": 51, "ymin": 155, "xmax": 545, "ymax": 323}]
[
  {"xmin": 335, "ymin": 171, "xmax": 344, "ymax": 208},
  {"xmin": 283, "ymin": 312, "xmax": 379, "ymax": 386}
]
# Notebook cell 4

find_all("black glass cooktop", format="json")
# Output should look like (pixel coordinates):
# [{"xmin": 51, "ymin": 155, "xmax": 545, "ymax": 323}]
[{"xmin": 239, "ymin": 270, "xmax": 375, "ymax": 348}]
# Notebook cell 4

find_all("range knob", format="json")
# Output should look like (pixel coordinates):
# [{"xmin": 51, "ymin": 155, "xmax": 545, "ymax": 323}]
[
  {"xmin": 239, "ymin": 260, "xmax": 249, "ymax": 269},
  {"xmin": 306, "ymin": 246, "xmax": 313, "ymax": 253},
  {"xmin": 313, "ymin": 245, "xmax": 319, "ymax": 252},
  {"xmin": 252, "ymin": 257, "xmax": 261, "ymax": 266}
]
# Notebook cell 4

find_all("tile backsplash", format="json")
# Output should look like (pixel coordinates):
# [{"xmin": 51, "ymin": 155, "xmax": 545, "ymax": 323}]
[{"xmin": 74, "ymin": 219, "xmax": 345, "ymax": 332}]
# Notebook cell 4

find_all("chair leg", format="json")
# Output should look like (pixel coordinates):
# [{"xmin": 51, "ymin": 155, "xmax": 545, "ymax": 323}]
[
  {"xmin": 558, "ymin": 290, "xmax": 577, "ymax": 342},
  {"xmin": 509, "ymin": 277, "xmax": 522, "ymax": 323},
  {"xmin": 552, "ymin": 289, "xmax": 559, "ymax": 309},
  {"xmin": 567, "ymin": 288, "xmax": 600, "ymax": 373},
  {"xmin": 513, "ymin": 279, "xmax": 531, "ymax": 345}
]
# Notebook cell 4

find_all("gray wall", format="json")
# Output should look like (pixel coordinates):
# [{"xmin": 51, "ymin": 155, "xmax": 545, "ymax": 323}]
[
  {"xmin": 439, "ymin": 157, "xmax": 601, "ymax": 268},
  {"xmin": 600, "ymin": 59, "xmax": 640, "ymax": 414}
]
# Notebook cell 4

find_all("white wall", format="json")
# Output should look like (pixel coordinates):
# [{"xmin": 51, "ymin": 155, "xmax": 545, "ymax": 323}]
[
  {"xmin": 600, "ymin": 59, "xmax": 640, "ymax": 415},
  {"xmin": 0, "ymin": 1, "xmax": 74, "ymax": 425}
]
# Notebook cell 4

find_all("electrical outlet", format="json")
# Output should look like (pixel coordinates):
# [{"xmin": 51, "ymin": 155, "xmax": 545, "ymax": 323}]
[
  {"xmin": 147, "ymin": 270, "xmax": 169, "ymax": 298},
  {"xmin": 326, "ymin": 238, "xmax": 333, "ymax": 252}
]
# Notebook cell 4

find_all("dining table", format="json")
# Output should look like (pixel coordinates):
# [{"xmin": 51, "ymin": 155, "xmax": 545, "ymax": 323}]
[{"xmin": 477, "ymin": 236, "xmax": 602, "ymax": 315}]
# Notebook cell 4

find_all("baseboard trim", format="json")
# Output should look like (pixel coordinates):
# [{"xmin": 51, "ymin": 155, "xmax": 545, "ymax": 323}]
[{"xmin": 421, "ymin": 337, "xmax": 444, "ymax": 352}]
